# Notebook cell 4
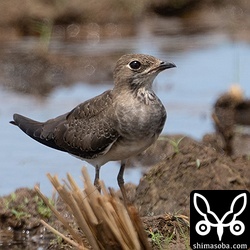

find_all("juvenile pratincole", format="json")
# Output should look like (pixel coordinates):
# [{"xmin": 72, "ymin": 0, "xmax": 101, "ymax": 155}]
[{"xmin": 10, "ymin": 54, "xmax": 176, "ymax": 204}]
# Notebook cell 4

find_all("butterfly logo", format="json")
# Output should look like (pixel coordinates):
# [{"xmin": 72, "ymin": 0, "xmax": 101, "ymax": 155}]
[{"xmin": 193, "ymin": 193, "xmax": 247, "ymax": 241}]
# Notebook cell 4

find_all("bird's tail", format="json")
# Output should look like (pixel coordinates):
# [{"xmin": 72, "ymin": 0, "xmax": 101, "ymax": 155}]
[
  {"xmin": 10, "ymin": 114, "xmax": 43, "ymax": 137},
  {"xmin": 10, "ymin": 113, "xmax": 66, "ymax": 152}
]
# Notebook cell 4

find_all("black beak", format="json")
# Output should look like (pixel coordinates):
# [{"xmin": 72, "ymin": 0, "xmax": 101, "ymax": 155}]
[
  {"xmin": 148, "ymin": 61, "xmax": 176, "ymax": 74},
  {"xmin": 159, "ymin": 61, "xmax": 176, "ymax": 70}
]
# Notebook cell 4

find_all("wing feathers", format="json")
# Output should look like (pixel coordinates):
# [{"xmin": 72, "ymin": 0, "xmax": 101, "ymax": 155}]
[{"xmin": 10, "ymin": 90, "xmax": 119, "ymax": 159}]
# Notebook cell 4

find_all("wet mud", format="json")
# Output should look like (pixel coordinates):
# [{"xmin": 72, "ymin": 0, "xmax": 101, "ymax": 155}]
[{"xmin": 1, "ymin": 128, "xmax": 249, "ymax": 249}]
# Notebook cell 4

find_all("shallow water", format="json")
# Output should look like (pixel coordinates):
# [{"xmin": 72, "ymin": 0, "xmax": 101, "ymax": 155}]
[{"xmin": 1, "ymin": 34, "xmax": 250, "ymax": 197}]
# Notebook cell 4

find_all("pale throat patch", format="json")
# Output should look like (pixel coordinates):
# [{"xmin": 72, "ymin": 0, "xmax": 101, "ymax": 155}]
[{"xmin": 136, "ymin": 87, "xmax": 156, "ymax": 105}]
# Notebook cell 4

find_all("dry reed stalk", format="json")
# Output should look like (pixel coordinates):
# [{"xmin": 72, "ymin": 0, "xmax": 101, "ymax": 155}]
[
  {"xmin": 40, "ymin": 220, "xmax": 87, "ymax": 250},
  {"xmin": 35, "ymin": 166, "xmax": 151, "ymax": 250},
  {"xmin": 35, "ymin": 185, "xmax": 83, "ymax": 244}
]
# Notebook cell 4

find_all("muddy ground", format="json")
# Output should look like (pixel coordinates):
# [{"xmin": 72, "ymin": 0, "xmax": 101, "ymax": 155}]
[{"xmin": 0, "ymin": 130, "xmax": 249, "ymax": 249}]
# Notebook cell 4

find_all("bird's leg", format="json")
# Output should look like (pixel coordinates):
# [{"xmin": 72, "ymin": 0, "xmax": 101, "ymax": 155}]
[
  {"xmin": 94, "ymin": 165, "xmax": 101, "ymax": 192},
  {"xmin": 117, "ymin": 160, "xmax": 129, "ymax": 206}
]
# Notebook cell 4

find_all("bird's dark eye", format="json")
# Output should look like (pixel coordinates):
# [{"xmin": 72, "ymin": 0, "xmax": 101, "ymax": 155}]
[{"xmin": 129, "ymin": 60, "xmax": 141, "ymax": 70}]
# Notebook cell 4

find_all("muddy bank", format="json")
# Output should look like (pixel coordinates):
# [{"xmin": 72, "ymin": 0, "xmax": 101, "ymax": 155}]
[
  {"xmin": 0, "ymin": 0, "xmax": 250, "ymax": 40},
  {"xmin": 131, "ymin": 134, "xmax": 249, "ymax": 217},
  {"xmin": 1, "ymin": 1, "xmax": 250, "ymax": 96},
  {"xmin": 1, "ymin": 130, "xmax": 249, "ymax": 249}
]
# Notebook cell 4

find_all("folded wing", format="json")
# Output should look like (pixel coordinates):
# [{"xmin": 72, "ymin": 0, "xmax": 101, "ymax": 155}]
[{"xmin": 11, "ymin": 90, "xmax": 120, "ymax": 159}]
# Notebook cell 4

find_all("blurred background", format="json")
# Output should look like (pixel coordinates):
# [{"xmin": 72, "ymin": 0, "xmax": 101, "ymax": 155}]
[{"xmin": 1, "ymin": 0, "xmax": 250, "ymax": 196}]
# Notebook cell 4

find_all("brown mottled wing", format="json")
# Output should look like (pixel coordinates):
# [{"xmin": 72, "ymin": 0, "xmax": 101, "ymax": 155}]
[
  {"xmin": 11, "ymin": 90, "xmax": 120, "ymax": 159},
  {"xmin": 57, "ymin": 90, "xmax": 119, "ymax": 159}
]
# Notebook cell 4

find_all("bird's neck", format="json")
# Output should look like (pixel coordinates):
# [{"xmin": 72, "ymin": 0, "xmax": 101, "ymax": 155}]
[
  {"xmin": 114, "ymin": 75, "xmax": 154, "ymax": 92},
  {"xmin": 135, "ymin": 87, "xmax": 156, "ymax": 105},
  {"xmin": 113, "ymin": 84, "xmax": 156, "ymax": 106}
]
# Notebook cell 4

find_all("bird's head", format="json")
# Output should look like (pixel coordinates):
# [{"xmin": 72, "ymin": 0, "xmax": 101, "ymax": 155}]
[{"xmin": 113, "ymin": 54, "xmax": 176, "ymax": 91}]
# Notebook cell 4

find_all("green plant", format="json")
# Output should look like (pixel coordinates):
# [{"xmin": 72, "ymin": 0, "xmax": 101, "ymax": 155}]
[
  {"xmin": 147, "ymin": 229, "xmax": 177, "ymax": 250},
  {"xmin": 35, "ymin": 196, "xmax": 53, "ymax": 218},
  {"xmin": 49, "ymin": 234, "xmax": 63, "ymax": 247},
  {"xmin": 24, "ymin": 197, "xmax": 29, "ymax": 204},
  {"xmin": 196, "ymin": 158, "xmax": 201, "ymax": 168},
  {"xmin": 11, "ymin": 209, "xmax": 30, "ymax": 220},
  {"xmin": 175, "ymin": 216, "xmax": 190, "ymax": 249},
  {"xmin": 147, "ymin": 229, "xmax": 164, "ymax": 249},
  {"xmin": 3, "ymin": 192, "xmax": 17, "ymax": 210},
  {"xmin": 10, "ymin": 192, "xmax": 17, "ymax": 201},
  {"xmin": 167, "ymin": 137, "xmax": 185, "ymax": 154},
  {"xmin": 3, "ymin": 199, "xmax": 11, "ymax": 210},
  {"xmin": 162, "ymin": 232, "xmax": 175, "ymax": 249}
]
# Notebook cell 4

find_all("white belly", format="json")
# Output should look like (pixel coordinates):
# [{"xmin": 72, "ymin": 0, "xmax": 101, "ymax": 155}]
[{"xmin": 85, "ymin": 135, "xmax": 157, "ymax": 167}]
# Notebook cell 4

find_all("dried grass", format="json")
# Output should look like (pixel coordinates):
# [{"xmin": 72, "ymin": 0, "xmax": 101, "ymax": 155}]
[{"xmin": 35, "ymin": 167, "xmax": 151, "ymax": 250}]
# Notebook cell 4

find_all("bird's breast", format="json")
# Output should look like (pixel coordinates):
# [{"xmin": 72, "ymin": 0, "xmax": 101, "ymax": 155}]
[{"xmin": 115, "ymin": 91, "xmax": 166, "ymax": 140}]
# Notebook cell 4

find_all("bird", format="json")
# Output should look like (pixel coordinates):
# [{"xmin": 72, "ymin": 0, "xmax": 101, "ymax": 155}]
[{"xmin": 10, "ymin": 54, "xmax": 176, "ymax": 204}]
